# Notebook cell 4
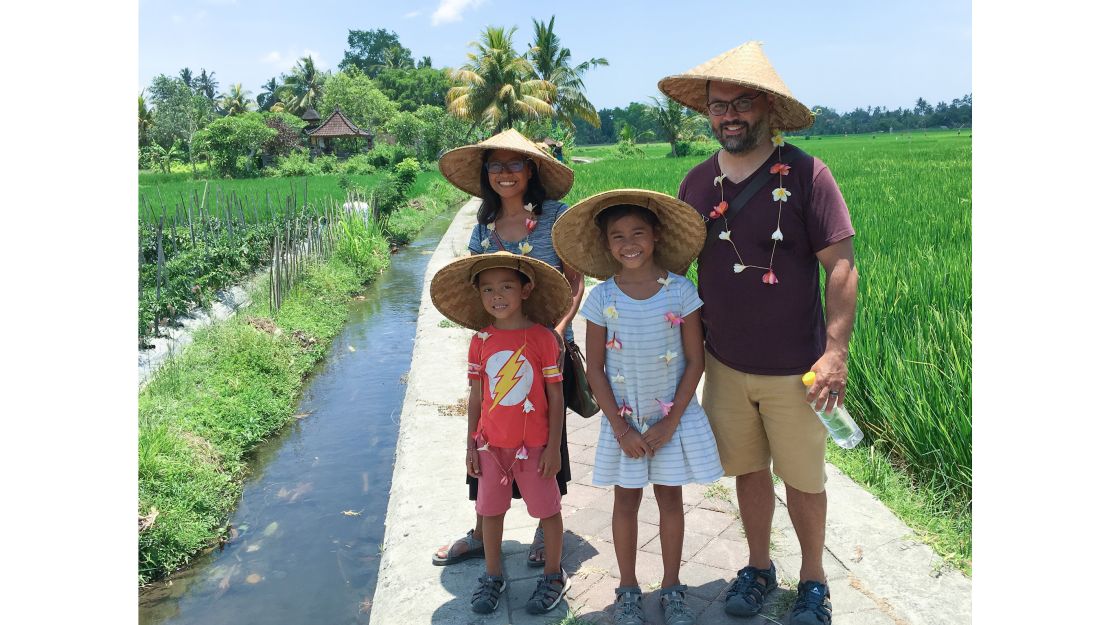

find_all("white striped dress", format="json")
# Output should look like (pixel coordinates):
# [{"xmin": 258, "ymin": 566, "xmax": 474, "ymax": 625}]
[{"xmin": 581, "ymin": 273, "xmax": 724, "ymax": 488}]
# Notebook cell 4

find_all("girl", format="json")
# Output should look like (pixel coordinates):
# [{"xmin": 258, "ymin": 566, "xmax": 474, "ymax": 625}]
[{"xmin": 553, "ymin": 190, "xmax": 724, "ymax": 625}]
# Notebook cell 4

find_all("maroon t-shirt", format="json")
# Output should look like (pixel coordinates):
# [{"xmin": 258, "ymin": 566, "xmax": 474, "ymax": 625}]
[{"xmin": 678, "ymin": 144, "xmax": 854, "ymax": 375}]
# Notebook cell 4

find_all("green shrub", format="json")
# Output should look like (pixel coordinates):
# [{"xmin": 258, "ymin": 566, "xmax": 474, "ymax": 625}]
[
  {"xmin": 268, "ymin": 148, "xmax": 321, "ymax": 177},
  {"xmin": 315, "ymin": 153, "xmax": 340, "ymax": 174},
  {"xmin": 341, "ymin": 152, "xmax": 376, "ymax": 176},
  {"xmin": 366, "ymin": 143, "xmax": 412, "ymax": 167}
]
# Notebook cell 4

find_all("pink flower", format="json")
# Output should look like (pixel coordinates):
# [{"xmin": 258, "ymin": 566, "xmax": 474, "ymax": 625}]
[
  {"xmin": 664, "ymin": 311, "xmax": 684, "ymax": 327},
  {"xmin": 762, "ymin": 269, "xmax": 779, "ymax": 285},
  {"xmin": 656, "ymin": 399, "xmax": 675, "ymax": 417},
  {"xmin": 618, "ymin": 402, "xmax": 633, "ymax": 418},
  {"xmin": 606, "ymin": 335, "xmax": 623, "ymax": 350},
  {"xmin": 499, "ymin": 475, "xmax": 510, "ymax": 486},
  {"xmin": 709, "ymin": 201, "xmax": 727, "ymax": 219},
  {"xmin": 525, "ymin": 218, "xmax": 538, "ymax": 232},
  {"xmin": 515, "ymin": 446, "xmax": 529, "ymax": 460},
  {"xmin": 770, "ymin": 163, "xmax": 791, "ymax": 176}
]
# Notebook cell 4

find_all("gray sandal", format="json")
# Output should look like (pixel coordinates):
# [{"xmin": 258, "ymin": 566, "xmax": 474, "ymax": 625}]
[
  {"xmin": 432, "ymin": 529, "xmax": 484, "ymax": 566},
  {"xmin": 659, "ymin": 584, "xmax": 696, "ymax": 625},
  {"xmin": 613, "ymin": 586, "xmax": 645, "ymax": 625},
  {"xmin": 525, "ymin": 569, "xmax": 570, "ymax": 614},
  {"xmin": 471, "ymin": 574, "xmax": 506, "ymax": 614},
  {"xmin": 527, "ymin": 525, "xmax": 545, "ymax": 567}
]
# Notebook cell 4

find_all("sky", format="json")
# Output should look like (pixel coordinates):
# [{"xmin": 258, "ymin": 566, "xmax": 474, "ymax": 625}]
[{"xmin": 139, "ymin": 0, "xmax": 971, "ymax": 114}]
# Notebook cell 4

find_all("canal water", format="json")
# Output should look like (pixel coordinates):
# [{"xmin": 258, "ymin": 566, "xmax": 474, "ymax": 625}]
[{"xmin": 139, "ymin": 210, "xmax": 456, "ymax": 625}]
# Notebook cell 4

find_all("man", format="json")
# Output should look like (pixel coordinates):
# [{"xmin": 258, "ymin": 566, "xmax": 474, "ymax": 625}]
[{"xmin": 659, "ymin": 42, "xmax": 859, "ymax": 625}]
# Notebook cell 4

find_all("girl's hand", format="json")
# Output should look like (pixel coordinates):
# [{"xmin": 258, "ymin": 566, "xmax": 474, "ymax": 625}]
[
  {"xmin": 465, "ymin": 448, "xmax": 481, "ymax": 478},
  {"xmin": 538, "ymin": 446, "xmax": 561, "ymax": 478},
  {"xmin": 642, "ymin": 417, "xmax": 678, "ymax": 452},
  {"xmin": 619, "ymin": 429, "xmax": 654, "ymax": 459}
]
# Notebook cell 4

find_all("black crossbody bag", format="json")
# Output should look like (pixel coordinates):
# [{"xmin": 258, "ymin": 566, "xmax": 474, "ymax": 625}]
[{"xmin": 705, "ymin": 149, "xmax": 799, "ymax": 247}]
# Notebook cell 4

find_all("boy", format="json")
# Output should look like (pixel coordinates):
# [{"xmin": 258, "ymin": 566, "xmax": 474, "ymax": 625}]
[{"xmin": 429, "ymin": 251, "xmax": 574, "ymax": 615}]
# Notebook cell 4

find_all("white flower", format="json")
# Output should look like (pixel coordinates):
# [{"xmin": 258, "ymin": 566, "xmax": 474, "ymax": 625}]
[
  {"xmin": 659, "ymin": 350, "xmax": 678, "ymax": 365},
  {"xmin": 733, "ymin": 264, "xmax": 747, "ymax": 273},
  {"xmin": 771, "ymin": 131, "xmax": 785, "ymax": 147},
  {"xmin": 519, "ymin": 242, "xmax": 533, "ymax": 255},
  {"xmin": 772, "ymin": 187, "xmax": 791, "ymax": 203},
  {"xmin": 476, "ymin": 331, "xmax": 491, "ymax": 341},
  {"xmin": 612, "ymin": 373, "xmax": 626, "ymax": 384},
  {"xmin": 523, "ymin": 398, "xmax": 535, "ymax": 413},
  {"xmin": 771, "ymin": 228, "xmax": 783, "ymax": 241},
  {"xmin": 488, "ymin": 222, "xmax": 496, "ymax": 231},
  {"xmin": 481, "ymin": 238, "xmax": 491, "ymax": 248},
  {"xmin": 718, "ymin": 230, "xmax": 732, "ymax": 241},
  {"xmin": 603, "ymin": 305, "xmax": 619, "ymax": 319},
  {"xmin": 657, "ymin": 276, "xmax": 672, "ymax": 287},
  {"xmin": 523, "ymin": 202, "xmax": 534, "ymax": 212},
  {"xmin": 713, "ymin": 174, "xmax": 726, "ymax": 187}
]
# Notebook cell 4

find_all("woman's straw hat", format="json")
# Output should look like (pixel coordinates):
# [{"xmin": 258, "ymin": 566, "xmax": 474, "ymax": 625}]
[
  {"xmin": 438, "ymin": 128, "xmax": 575, "ymax": 200},
  {"xmin": 552, "ymin": 189, "xmax": 706, "ymax": 280},
  {"xmin": 657, "ymin": 41, "xmax": 814, "ymax": 131},
  {"xmin": 430, "ymin": 251, "xmax": 572, "ymax": 331}
]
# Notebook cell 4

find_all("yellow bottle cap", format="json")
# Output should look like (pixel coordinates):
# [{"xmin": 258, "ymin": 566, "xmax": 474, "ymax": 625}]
[{"xmin": 801, "ymin": 371, "xmax": 816, "ymax": 386}]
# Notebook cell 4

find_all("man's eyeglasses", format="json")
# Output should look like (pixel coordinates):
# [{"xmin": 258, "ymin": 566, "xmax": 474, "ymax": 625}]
[
  {"xmin": 485, "ymin": 159, "xmax": 528, "ymax": 174},
  {"xmin": 706, "ymin": 92, "xmax": 764, "ymax": 116}
]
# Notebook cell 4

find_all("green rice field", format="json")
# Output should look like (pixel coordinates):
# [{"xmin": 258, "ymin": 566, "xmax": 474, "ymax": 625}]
[{"xmin": 569, "ymin": 132, "xmax": 972, "ymax": 566}]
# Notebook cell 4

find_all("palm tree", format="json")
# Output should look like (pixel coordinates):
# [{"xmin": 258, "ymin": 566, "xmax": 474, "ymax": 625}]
[
  {"xmin": 528, "ymin": 16, "xmax": 608, "ymax": 130},
  {"xmin": 220, "ymin": 83, "xmax": 254, "ymax": 115},
  {"xmin": 447, "ymin": 26, "xmax": 554, "ymax": 134},
  {"xmin": 178, "ymin": 68, "xmax": 194, "ymax": 89},
  {"xmin": 418, "ymin": 56, "xmax": 433, "ymax": 69},
  {"xmin": 194, "ymin": 68, "xmax": 219, "ymax": 102},
  {"xmin": 257, "ymin": 77, "xmax": 280, "ymax": 111},
  {"xmin": 648, "ymin": 95, "xmax": 699, "ymax": 157},
  {"xmin": 138, "ymin": 92, "xmax": 155, "ymax": 147},
  {"xmin": 282, "ymin": 56, "xmax": 326, "ymax": 115},
  {"xmin": 144, "ymin": 140, "xmax": 184, "ymax": 174}
]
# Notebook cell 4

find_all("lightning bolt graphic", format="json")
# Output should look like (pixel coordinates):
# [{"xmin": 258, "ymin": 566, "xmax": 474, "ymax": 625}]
[{"xmin": 490, "ymin": 345, "xmax": 527, "ymax": 407}]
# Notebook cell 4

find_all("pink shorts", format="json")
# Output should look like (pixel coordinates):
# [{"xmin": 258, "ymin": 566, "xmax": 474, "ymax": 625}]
[{"xmin": 475, "ymin": 446, "xmax": 562, "ymax": 518}]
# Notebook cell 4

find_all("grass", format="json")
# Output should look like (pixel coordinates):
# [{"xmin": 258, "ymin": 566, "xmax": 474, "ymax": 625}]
[
  {"xmin": 137, "ymin": 179, "xmax": 465, "ymax": 585},
  {"xmin": 566, "ymin": 131, "xmax": 972, "ymax": 572}
]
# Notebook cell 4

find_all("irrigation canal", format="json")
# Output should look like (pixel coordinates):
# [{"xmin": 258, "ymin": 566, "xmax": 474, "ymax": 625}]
[{"xmin": 139, "ymin": 209, "xmax": 457, "ymax": 625}]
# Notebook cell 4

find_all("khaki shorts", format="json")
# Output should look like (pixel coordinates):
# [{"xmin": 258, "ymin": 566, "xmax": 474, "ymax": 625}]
[{"xmin": 702, "ymin": 351, "xmax": 828, "ymax": 493}]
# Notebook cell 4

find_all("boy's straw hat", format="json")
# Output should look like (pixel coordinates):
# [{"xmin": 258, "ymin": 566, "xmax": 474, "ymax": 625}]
[
  {"xmin": 657, "ymin": 41, "xmax": 814, "ymax": 131},
  {"xmin": 430, "ymin": 251, "xmax": 572, "ymax": 331},
  {"xmin": 552, "ymin": 189, "xmax": 706, "ymax": 280},
  {"xmin": 438, "ymin": 128, "xmax": 575, "ymax": 200}
]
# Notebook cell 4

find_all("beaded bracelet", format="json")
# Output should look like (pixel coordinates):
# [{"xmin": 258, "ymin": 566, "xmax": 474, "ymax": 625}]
[{"xmin": 615, "ymin": 423, "xmax": 631, "ymax": 441}]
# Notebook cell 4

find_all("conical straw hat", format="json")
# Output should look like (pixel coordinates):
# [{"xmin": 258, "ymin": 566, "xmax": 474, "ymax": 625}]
[
  {"xmin": 658, "ymin": 41, "xmax": 814, "ymax": 131},
  {"xmin": 430, "ymin": 251, "xmax": 573, "ymax": 331},
  {"xmin": 438, "ymin": 128, "xmax": 575, "ymax": 200},
  {"xmin": 552, "ymin": 189, "xmax": 706, "ymax": 280}
]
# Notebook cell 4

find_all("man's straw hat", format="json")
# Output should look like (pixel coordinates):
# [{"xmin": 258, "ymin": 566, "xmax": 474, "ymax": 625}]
[
  {"xmin": 430, "ymin": 251, "xmax": 572, "ymax": 331},
  {"xmin": 552, "ymin": 189, "xmax": 706, "ymax": 280},
  {"xmin": 438, "ymin": 128, "xmax": 575, "ymax": 200},
  {"xmin": 658, "ymin": 41, "xmax": 814, "ymax": 131}
]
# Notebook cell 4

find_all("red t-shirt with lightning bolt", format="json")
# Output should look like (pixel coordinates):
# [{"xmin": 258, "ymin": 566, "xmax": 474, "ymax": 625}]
[{"xmin": 468, "ymin": 324, "xmax": 563, "ymax": 448}]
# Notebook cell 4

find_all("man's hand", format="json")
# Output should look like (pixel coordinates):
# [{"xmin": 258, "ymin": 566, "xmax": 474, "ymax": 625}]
[
  {"xmin": 538, "ymin": 445, "xmax": 561, "ymax": 478},
  {"xmin": 807, "ymin": 349, "xmax": 848, "ymax": 413}
]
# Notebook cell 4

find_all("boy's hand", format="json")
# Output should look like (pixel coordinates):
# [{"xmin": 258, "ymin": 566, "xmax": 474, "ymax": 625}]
[
  {"xmin": 619, "ymin": 429, "xmax": 654, "ymax": 459},
  {"xmin": 466, "ymin": 448, "xmax": 481, "ymax": 478},
  {"xmin": 538, "ymin": 445, "xmax": 561, "ymax": 478},
  {"xmin": 642, "ymin": 417, "xmax": 678, "ymax": 452}
]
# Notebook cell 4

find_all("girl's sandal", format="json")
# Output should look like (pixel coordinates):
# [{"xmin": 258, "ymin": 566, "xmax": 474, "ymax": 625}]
[
  {"xmin": 525, "ymin": 569, "xmax": 570, "ymax": 614},
  {"xmin": 526, "ymin": 525, "xmax": 545, "ymax": 568}
]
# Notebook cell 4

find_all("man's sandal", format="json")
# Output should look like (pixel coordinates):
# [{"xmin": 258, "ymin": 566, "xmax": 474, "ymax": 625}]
[
  {"xmin": 525, "ymin": 569, "xmax": 570, "ymax": 614},
  {"xmin": 431, "ymin": 529, "xmax": 484, "ymax": 566},
  {"xmin": 526, "ymin": 525, "xmax": 545, "ymax": 568},
  {"xmin": 724, "ymin": 562, "xmax": 777, "ymax": 616},
  {"xmin": 470, "ymin": 574, "xmax": 506, "ymax": 614}
]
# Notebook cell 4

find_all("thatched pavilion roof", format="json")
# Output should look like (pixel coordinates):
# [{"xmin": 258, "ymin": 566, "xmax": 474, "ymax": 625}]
[
  {"xmin": 307, "ymin": 109, "xmax": 370, "ymax": 138},
  {"xmin": 301, "ymin": 107, "xmax": 321, "ymax": 123}
]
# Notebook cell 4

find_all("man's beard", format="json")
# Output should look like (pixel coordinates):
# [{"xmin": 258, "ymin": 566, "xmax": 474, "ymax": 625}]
[{"xmin": 714, "ymin": 115, "xmax": 770, "ymax": 154}]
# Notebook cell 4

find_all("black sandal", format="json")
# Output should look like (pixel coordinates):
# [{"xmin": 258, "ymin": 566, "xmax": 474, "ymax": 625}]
[
  {"xmin": 526, "ymin": 525, "xmax": 545, "ymax": 568},
  {"xmin": 471, "ymin": 574, "xmax": 506, "ymax": 614},
  {"xmin": 525, "ymin": 569, "xmax": 570, "ymax": 614},
  {"xmin": 724, "ymin": 562, "xmax": 777, "ymax": 617}
]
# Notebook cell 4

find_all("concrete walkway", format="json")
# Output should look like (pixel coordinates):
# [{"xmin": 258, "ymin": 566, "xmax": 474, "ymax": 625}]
[{"xmin": 371, "ymin": 199, "xmax": 970, "ymax": 625}]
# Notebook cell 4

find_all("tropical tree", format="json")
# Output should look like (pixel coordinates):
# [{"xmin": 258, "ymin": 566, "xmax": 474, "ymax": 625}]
[
  {"xmin": 648, "ymin": 95, "xmax": 699, "ymax": 157},
  {"xmin": 195, "ymin": 113, "xmax": 276, "ymax": 177},
  {"xmin": 194, "ymin": 68, "xmax": 219, "ymax": 103},
  {"xmin": 417, "ymin": 56, "xmax": 433, "ymax": 69},
  {"xmin": 282, "ymin": 56, "xmax": 327, "ymax": 115},
  {"xmin": 143, "ymin": 140, "xmax": 185, "ymax": 173},
  {"xmin": 380, "ymin": 45, "xmax": 415, "ymax": 72},
  {"xmin": 139, "ymin": 92, "xmax": 155, "ymax": 147},
  {"xmin": 339, "ymin": 29, "xmax": 413, "ymax": 78},
  {"xmin": 320, "ymin": 69, "xmax": 398, "ymax": 131},
  {"xmin": 219, "ymin": 83, "xmax": 254, "ymax": 116},
  {"xmin": 257, "ymin": 77, "xmax": 280, "ymax": 111},
  {"xmin": 447, "ymin": 26, "xmax": 554, "ymax": 135},
  {"xmin": 374, "ymin": 66, "xmax": 452, "ymax": 111},
  {"xmin": 178, "ymin": 68, "xmax": 194, "ymax": 90},
  {"xmin": 528, "ymin": 16, "xmax": 608, "ymax": 130}
]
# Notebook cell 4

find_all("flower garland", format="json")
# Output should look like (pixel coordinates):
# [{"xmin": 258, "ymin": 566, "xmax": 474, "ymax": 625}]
[
  {"xmin": 480, "ymin": 202, "xmax": 538, "ymax": 256},
  {"xmin": 709, "ymin": 130, "xmax": 791, "ymax": 285},
  {"xmin": 604, "ymin": 274, "xmax": 683, "ymax": 436}
]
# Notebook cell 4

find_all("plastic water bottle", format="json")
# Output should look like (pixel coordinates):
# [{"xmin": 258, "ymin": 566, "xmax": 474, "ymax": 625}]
[{"xmin": 802, "ymin": 371, "xmax": 864, "ymax": 449}]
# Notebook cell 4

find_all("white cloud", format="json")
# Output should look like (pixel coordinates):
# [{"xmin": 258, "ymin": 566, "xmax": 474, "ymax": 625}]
[{"xmin": 431, "ymin": 0, "xmax": 486, "ymax": 26}]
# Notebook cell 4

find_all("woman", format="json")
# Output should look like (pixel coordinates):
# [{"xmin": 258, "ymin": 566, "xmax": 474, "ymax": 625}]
[{"xmin": 433, "ymin": 128, "xmax": 584, "ymax": 569}]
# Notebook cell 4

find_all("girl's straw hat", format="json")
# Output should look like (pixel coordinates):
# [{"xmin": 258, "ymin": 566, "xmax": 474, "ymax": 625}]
[
  {"xmin": 438, "ymin": 128, "xmax": 575, "ymax": 200},
  {"xmin": 657, "ymin": 41, "xmax": 814, "ymax": 131},
  {"xmin": 430, "ymin": 251, "xmax": 572, "ymax": 331},
  {"xmin": 552, "ymin": 189, "xmax": 706, "ymax": 280}
]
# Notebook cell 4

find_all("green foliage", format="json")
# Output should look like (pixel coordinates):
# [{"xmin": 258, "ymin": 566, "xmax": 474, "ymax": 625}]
[
  {"xmin": 384, "ymin": 111, "xmax": 424, "ymax": 151},
  {"xmin": 339, "ymin": 28, "xmax": 413, "ymax": 78},
  {"xmin": 148, "ymin": 75, "xmax": 215, "ymax": 155},
  {"xmin": 314, "ymin": 153, "xmax": 340, "ymax": 173},
  {"xmin": 260, "ymin": 114, "xmax": 303, "ymax": 158},
  {"xmin": 267, "ymin": 148, "xmax": 321, "ymax": 177},
  {"xmin": 366, "ymin": 143, "xmax": 413, "ymax": 167},
  {"xmin": 280, "ymin": 56, "xmax": 327, "ymax": 115},
  {"xmin": 196, "ymin": 113, "xmax": 277, "ymax": 178},
  {"xmin": 339, "ymin": 152, "xmax": 376, "ymax": 176},
  {"xmin": 392, "ymin": 157, "xmax": 420, "ymax": 190},
  {"xmin": 373, "ymin": 67, "xmax": 452, "ymax": 111},
  {"xmin": 527, "ymin": 15, "xmax": 609, "ymax": 129},
  {"xmin": 413, "ymin": 104, "xmax": 470, "ymax": 160},
  {"xmin": 321, "ymin": 69, "xmax": 399, "ymax": 132}
]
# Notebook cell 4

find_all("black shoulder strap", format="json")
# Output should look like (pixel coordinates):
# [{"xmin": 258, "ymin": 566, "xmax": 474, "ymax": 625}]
[{"xmin": 705, "ymin": 147, "xmax": 800, "ymax": 246}]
